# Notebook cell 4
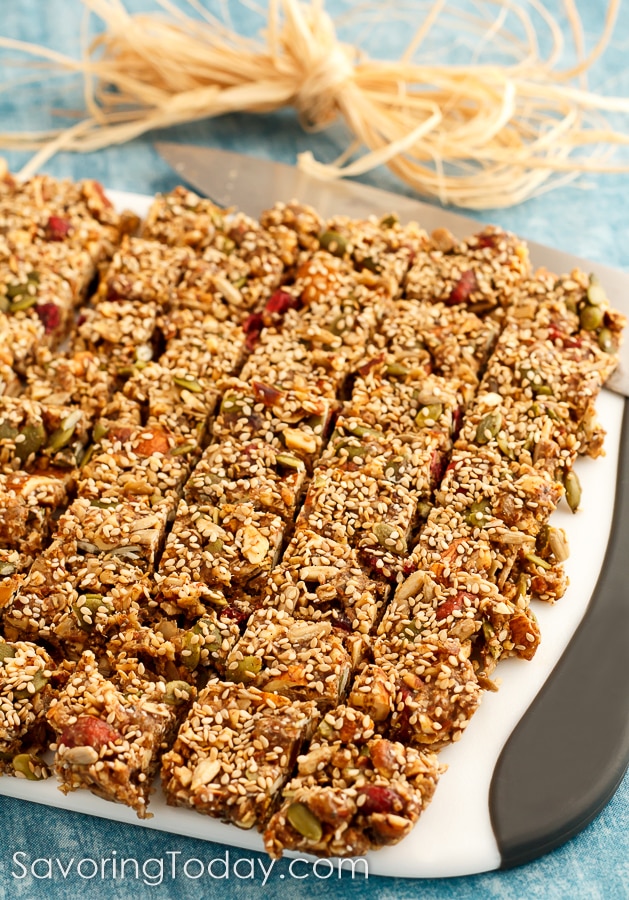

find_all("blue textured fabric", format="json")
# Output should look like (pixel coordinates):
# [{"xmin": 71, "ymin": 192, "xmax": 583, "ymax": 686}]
[{"xmin": 0, "ymin": 3, "xmax": 628, "ymax": 898}]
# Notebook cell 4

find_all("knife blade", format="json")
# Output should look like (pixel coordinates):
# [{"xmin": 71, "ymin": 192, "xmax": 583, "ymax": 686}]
[{"xmin": 155, "ymin": 141, "xmax": 629, "ymax": 398}]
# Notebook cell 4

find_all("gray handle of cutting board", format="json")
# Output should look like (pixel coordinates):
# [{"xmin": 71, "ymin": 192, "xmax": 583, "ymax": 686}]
[{"xmin": 490, "ymin": 398, "xmax": 629, "ymax": 869}]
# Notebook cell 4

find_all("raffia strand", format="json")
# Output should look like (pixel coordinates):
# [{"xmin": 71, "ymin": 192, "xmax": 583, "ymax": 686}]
[{"xmin": 0, "ymin": 0, "xmax": 628, "ymax": 208}]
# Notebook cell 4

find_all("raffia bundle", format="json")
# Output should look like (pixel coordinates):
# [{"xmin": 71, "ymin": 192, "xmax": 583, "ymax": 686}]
[{"xmin": 1, "ymin": 0, "xmax": 628, "ymax": 208}]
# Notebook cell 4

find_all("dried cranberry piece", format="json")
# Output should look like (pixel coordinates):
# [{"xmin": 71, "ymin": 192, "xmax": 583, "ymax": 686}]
[
  {"xmin": 36, "ymin": 302, "xmax": 62, "ymax": 334},
  {"xmin": 59, "ymin": 715, "xmax": 122, "ymax": 750},
  {"xmin": 430, "ymin": 450, "xmax": 447, "ymax": 486},
  {"xmin": 475, "ymin": 230, "xmax": 505, "ymax": 250},
  {"xmin": 46, "ymin": 215, "xmax": 71, "ymax": 241},
  {"xmin": 221, "ymin": 606, "xmax": 250, "ymax": 627},
  {"xmin": 451, "ymin": 404, "xmax": 463, "ymax": 437},
  {"xmin": 331, "ymin": 609, "xmax": 353, "ymax": 632},
  {"xmin": 357, "ymin": 354, "xmax": 384, "ymax": 377},
  {"xmin": 252, "ymin": 380, "xmax": 283, "ymax": 407},
  {"xmin": 264, "ymin": 289, "xmax": 299, "ymax": 318},
  {"xmin": 547, "ymin": 325, "xmax": 582, "ymax": 349},
  {"xmin": 447, "ymin": 270, "xmax": 478, "ymax": 306},
  {"xmin": 243, "ymin": 313, "xmax": 264, "ymax": 351},
  {"xmin": 359, "ymin": 785, "xmax": 401, "ymax": 815},
  {"xmin": 435, "ymin": 590, "xmax": 471, "ymax": 621}
]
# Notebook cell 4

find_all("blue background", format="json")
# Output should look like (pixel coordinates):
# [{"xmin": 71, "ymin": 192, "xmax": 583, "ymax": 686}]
[{"xmin": 0, "ymin": 2, "xmax": 627, "ymax": 897}]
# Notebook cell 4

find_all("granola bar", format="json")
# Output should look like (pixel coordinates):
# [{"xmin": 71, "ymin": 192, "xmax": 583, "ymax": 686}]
[
  {"xmin": 262, "ymin": 528, "xmax": 388, "ymax": 634},
  {"xmin": 0, "ymin": 174, "xmax": 126, "ymax": 262},
  {"xmin": 264, "ymin": 705, "xmax": 442, "ymax": 858},
  {"xmin": 0, "ymin": 639, "xmax": 55, "ymax": 777},
  {"xmin": 23, "ymin": 351, "xmax": 114, "ymax": 423},
  {"xmin": 0, "ymin": 471, "xmax": 69, "ymax": 553},
  {"xmin": 213, "ymin": 379, "xmax": 336, "ymax": 468},
  {"xmin": 161, "ymin": 681, "xmax": 318, "ymax": 828},
  {"xmin": 107, "ymin": 612, "xmax": 241, "ymax": 683},
  {"xmin": 348, "ymin": 368, "xmax": 465, "ymax": 444},
  {"xmin": 349, "ymin": 636, "xmax": 483, "ymax": 748},
  {"xmin": 0, "ymin": 397, "xmax": 89, "ymax": 476},
  {"xmin": 185, "ymin": 437, "xmax": 307, "ymax": 521},
  {"xmin": 156, "ymin": 498, "xmax": 285, "ymax": 611},
  {"xmin": 319, "ymin": 414, "xmax": 446, "ymax": 496},
  {"xmin": 98, "ymin": 236, "xmax": 192, "ymax": 306},
  {"xmin": 47, "ymin": 651, "xmax": 191, "ymax": 817},
  {"xmin": 378, "ymin": 569, "xmax": 540, "ymax": 674},
  {"xmin": 404, "ymin": 225, "xmax": 530, "ymax": 318},
  {"xmin": 73, "ymin": 300, "xmax": 160, "ymax": 377},
  {"xmin": 223, "ymin": 609, "xmax": 359, "ymax": 712},
  {"xmin": 2, "ymin": 538, "xmax": 152, "ymax": 656},
  {"xmin": 78, "ymin": 422, "xmax": 197, "ymax": 508}
]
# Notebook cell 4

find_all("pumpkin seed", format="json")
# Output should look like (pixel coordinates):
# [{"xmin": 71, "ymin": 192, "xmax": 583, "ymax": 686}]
[
  {"xmin": 586, "ymin": 277, "xmax": 607, "ymax": 306},
  {"xmin": 361, "ymin": 256, "xmax": 382, "ymax": 273},
  {"xmin": 335, "ymin": 441, "xmax": 367, "ymax": 460},
  {"xmin": 496, "ymin": 435, "xmax": 515, "ymax": 459},
  {"xmin": 0, "ymin": 421, "xmax": 17, "ymax": 441},
  {"xmin": 373, "ymin": 522, "xmax": 397, "ymax": 549},
  {"xmin": 564, "ymin": 470, "xmax": 582, "ymax": 512},
  {"xmin": 79, "ymin": 445, "xmax": 94, "ymax": 468},
  {"xmin": 46, "ymin": 411, "xmax": 81, "ymax": 453},
  {"xmin": 465, "ymin": 500, "xmax": 491, "ymax": 527},
  {"xmin": 13, "ymin": 753, "xmax": 46, "ymax": 781},
  {"xmin": 6, "ymin": 281, "xmax": 32, "ymax": 300},
  {"xmin": 317, "ymin": 719, "xmax": 336, "ymax": 740},
  {"xmin": 286, "ymin": 802, "xmax": 323, "ymax": 842},
  {"xmin": 402, "ymin": 621, "xmax": 421, "ymax": 640},
  {"xmin": 193, "ymin": 617, "xmax": 222, "ymax": 654},
  {"xmin": 580, "ymin": 305, "xmax": 604, "ymax": 331},
  {"xmin": 173, "ymin": 375, "xmax": 203, "ymax": 393},
  {"xmin": 475, "ymin": 411, "xmax": 502, "ymax": 444},
  {"xmin": 380, "ymin": 214, "xmax": 398, "ymax": 228},
  {"xmin": 204, "ymin": 537, "xmax": 224, "ymax": 556},
  {"xmin": 73, "ymin": 593, "xmax": 113, "ymax": 628},
  {"xmin": 92, "ymin": 422, "xmax": 109, "ymax": 442},
  {"xmin": 226, "ymin": 655, "xmax": 262, "ymax": 683},
  {"xmin": 0, "ymin": 644, "xmax": 16, "ymax": 663},
  {"xmin": 15, "ymin": 423, "xmax": 46, "ymax": 462},
  {"xmin": 516, "ymin": 573, "xmax": 530, "ymax": 600},
  {"xmin": 319, "ymin": 230, "xmax": 347, "ymax": 257},
  {"xmin": 524, "ymin": 552, "xmax": 552, "ymax": 571},
  {"xmin": 345, "ymin": 422, "xmax": 379, "ymax": 438},
  {"xmin": 415, "ymin": 403, "xmax": 443, "ymax": 428},
  {"xmin": 276, "ymin": 453, "xmax": 303, "ymax": 470},
  {"xmin": 170, "ymin": 442, "xmax": 197, "ymax": 456},
  {"xmin": 181, "ymin": 632, "xmax": 202, "ymax": 670},
  {"xmin": 482, "ymin": 621, "xmax": 501, "ymax": 658},
  {"xmin": 14, "ymin": 669, "xmax": 48, "ymax": 699},
  {"xmin": 329, "ymin": 315, "xmax": 348, "ymax": 336},
  {"xmin": 164, "ymin": 680, "xmax": 194, "ymax": 706},
  {"xmin": 9, "ymin": 295, "xmax": 38, "ymax": 312},
  {"xmin": 385, "ymin": 362, "xmax": 410, "ymax": 378},
  {"xmin": 597, "ymin": 328, "xmax": 614, "ymax": 353}
]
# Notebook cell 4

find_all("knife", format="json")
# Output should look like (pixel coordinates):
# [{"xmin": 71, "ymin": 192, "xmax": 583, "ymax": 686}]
[
  {"xmin": 155, "ymin": 141, "xmax": 629, "ymax": 399},
  {"xmin": 156, "ymin": 141, "xmax": 629, "ymax": 870}
]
